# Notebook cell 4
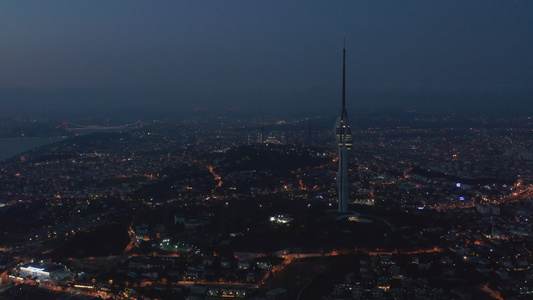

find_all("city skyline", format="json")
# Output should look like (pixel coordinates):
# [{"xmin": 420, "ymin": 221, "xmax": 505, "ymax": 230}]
[
  {"xmin": 1, "ymin": 3, "xmax": 533, "ymax": 296},
  {"xmin": 1, "ymin": 111, "xmax": 533, "ymax": 299}
]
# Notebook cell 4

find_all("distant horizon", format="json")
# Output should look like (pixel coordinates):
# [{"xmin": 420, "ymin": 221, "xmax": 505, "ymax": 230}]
[{"xmin": 2, "ymin": 86, "xmax": 531, "ymax": 119}]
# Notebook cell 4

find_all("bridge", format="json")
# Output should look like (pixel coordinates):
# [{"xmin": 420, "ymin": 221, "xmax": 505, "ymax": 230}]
[{"xmin": 56, "ymin": 121, "xmax": 143, "ymax": 131}]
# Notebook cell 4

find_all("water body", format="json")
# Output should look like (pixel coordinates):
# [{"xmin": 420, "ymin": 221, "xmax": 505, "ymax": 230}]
[{"xmin": 0, "ymin": 138, "xmax": 62, "ymax": 162}]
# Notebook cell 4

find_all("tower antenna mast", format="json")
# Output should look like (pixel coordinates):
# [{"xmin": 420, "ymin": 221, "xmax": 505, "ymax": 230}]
[{"xmin": 342, "ymin": 38, "xmax": 346, "ymax": 114}]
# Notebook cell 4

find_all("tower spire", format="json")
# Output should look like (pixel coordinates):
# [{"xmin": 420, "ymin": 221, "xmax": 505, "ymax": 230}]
[{"xmin": 342, "ymin": 38, "xmax": 346, "ymax": 113}]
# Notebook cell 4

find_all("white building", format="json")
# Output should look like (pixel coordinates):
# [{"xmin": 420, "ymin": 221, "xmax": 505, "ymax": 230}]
[{"xmin": 19, "ymin": 262, "xmax": 71, "ymax": 280}]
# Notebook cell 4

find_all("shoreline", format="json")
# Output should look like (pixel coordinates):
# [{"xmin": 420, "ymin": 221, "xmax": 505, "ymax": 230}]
[
  {"xmin": 0, "ymin": 136, "xmax": 65, "ymax": 141},
  {"xmin": 0, "ymin": 137, "xmax": 65, "ymax": 162}
]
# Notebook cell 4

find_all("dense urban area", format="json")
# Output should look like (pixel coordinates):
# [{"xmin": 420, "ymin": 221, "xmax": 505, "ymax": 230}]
[{"xmin": 0, "ymin": 111, "xmax": 533, "ymax": 300}]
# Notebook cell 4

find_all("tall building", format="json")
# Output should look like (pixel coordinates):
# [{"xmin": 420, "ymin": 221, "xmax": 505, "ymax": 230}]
[{"xmin": 334, "ymin": 44, "xmax": 353, "ymax": 213}]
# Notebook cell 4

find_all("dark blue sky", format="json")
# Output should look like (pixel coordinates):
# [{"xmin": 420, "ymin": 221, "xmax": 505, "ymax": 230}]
[{"xmin": 1, "ymin": 1, "xmax": 532, "ymax": 116}]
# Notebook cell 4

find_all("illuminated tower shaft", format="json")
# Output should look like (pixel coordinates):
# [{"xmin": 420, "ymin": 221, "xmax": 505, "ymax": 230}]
[{"xmin": 335, "ymin": 44, "xmax": 353, "ymax": 213}]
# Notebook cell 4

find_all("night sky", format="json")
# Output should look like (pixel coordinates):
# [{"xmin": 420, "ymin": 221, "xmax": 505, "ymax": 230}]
[{"xmin": 1, "ymin": 1, "xmax": 532, "ymax": 116}]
